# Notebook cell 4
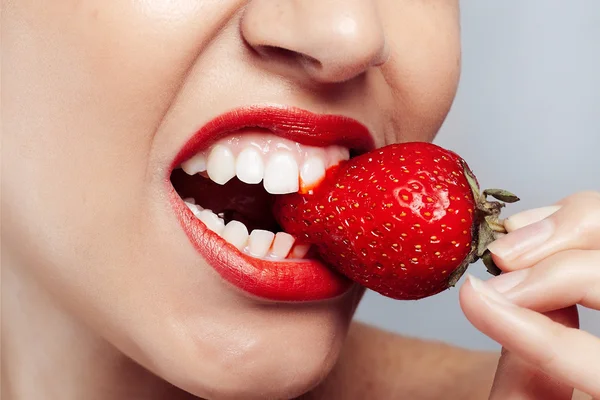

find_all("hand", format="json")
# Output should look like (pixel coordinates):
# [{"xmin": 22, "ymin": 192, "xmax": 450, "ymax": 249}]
[{"xmin": 459, "ymin": 191, "xmax": 600, "ymax": 399}]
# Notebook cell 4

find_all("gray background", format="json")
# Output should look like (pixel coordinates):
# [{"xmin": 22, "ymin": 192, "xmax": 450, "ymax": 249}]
[{"xmin": 355, "ymin": 0, "xmax": 600, "ymax": 350}]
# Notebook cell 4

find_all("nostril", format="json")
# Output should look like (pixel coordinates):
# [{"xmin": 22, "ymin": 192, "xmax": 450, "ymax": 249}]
[
  {"xmin": 252, "ymin": 45, "xmax": 288, "ymax": 59},
  {"xmin": 298, "ymin": 53, "xmax": 322, "ymax": 70},
  {"xmin": 256, "ymin": 45, "xmax": 322, "ymax": 70}
]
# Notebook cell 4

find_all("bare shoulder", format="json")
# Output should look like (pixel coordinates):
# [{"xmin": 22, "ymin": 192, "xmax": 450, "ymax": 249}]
[{"xmin": 301, "ymin": 322, "xmax": 498, "ymax": 400}]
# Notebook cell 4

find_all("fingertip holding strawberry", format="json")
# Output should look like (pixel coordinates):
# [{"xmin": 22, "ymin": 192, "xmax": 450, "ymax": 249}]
[
  {"xmin": 486, "ymin": 218, "xmax": 554, "ymax": 261},
  {"xmin": 486, "ymin": 205, "xmax": 560, "ymax": 265},
  {"xmin": 483, "ymin": 268, "xmax": 530, "ymax": 295},
  {"xmin": 273, "ymin": 142, "xmax": 520, "ymax": 300},
  {"xmin": 465, "ymin": 274, "xmax": 516, "ymax": 308}
]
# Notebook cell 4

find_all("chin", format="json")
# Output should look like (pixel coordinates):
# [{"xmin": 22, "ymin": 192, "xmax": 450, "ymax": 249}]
[
  {"xmin": 146, "ymin": 296, "xmax": 357, "ymax": 400},
  {"xmin": 161, "ymin": 310, "xmax": 347, "ymax": 400},
  {"xmin": 192, "ymin": 340, "xmax": 339, "ymax": 400}
]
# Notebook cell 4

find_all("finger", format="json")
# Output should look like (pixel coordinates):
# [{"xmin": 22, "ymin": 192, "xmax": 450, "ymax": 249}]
[
  {"xmin": 485, "ymin": 250, "xmax": 600, "ymax": 312},
  {"xmin": 460, "ymin": 275, "xmax": 600, "ymax": 398},
  {"xmin": 489, "ymin": 307, "xmax": 578, "ymax": 400},
  {"xmin": 488, "ymin": 191, "xmax": 600, "ymax": 271},
  {"xmin": 504, "ymin": 205, "xmax": 562, "ymax": 233}
]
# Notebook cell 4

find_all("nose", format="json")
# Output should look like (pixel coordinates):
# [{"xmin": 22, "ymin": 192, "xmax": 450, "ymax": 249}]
[{"xmin": 240, "ymin": 0, "xmax": 389, "ymax": 83}]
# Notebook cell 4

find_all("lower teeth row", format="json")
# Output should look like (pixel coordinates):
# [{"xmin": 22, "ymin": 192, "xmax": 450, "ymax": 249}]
[{"xmin": 183, "ymin": 199, "xmax": 310, "ymax": 260}]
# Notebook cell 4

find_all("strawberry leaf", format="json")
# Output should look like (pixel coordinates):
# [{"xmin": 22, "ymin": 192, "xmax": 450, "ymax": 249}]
[
  {"xmin": 482, "ymin": 250, "xmax": 501, "ymax": 276},
  {"xmin": 483, "ymin": 189, "xmax": 520, "ymax": 203}
]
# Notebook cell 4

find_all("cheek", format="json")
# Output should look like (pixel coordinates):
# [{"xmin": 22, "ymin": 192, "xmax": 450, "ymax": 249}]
[
  {"xmin": 379, "ymin": 0, "xmax": 461, "ymax": 142},
  {"xmin": 1, "ymin": 0, "xmax": 245, "ymax": 370},
  {"xmin": 2, "ymin": 1, "xmax": 230, "ymax": 285}
]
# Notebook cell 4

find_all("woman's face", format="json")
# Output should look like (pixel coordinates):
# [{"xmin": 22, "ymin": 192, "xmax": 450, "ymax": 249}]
[{"xmin": 4, "ymin": 1, "xmax": 460, "ymax": 398}]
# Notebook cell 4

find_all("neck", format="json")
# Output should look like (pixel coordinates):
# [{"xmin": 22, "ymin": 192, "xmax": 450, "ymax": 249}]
[{"xmin": 1, "ymin": 254, "xmax": 197, "ymax": 400}]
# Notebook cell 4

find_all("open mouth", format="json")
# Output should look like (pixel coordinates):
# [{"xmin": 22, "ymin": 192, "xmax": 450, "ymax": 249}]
[
  {"xmin": 167, "ymin": 106, "xmax": 374, "ymax": 302},
  {"xmin": 171, "ymin": 131, "xmax": 351, "ymax": 260}
]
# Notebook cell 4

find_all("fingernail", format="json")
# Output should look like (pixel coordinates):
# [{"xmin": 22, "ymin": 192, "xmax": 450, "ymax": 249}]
[
  {"xmin": 467, "ymin": 274, "xmax": 516, "ymax": 307},
  {"xmin": 487, "ymin": 218, "xmax": 554, "ymax": 261},
  {"xmin": 504, "ymin": 205, "xmax": 561, "ymax": 232},
  {"xmin": 485, "ymin": 269, "xmax": 530, "ymax": 293}
]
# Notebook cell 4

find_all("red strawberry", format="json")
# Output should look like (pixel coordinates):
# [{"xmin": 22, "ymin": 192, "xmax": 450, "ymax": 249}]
[{"xmin": 273, "ymin": 142, "xmax": 518, "ymax": 300}]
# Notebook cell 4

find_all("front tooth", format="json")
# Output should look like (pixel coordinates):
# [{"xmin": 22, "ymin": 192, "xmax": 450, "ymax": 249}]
[
  {"xmin": 207, "ymin": 145, "xmax": 236, "ymax": 185},
  {"xmin": 248, "ymin": 229, "xmax": 275, "ymax": 258},
  {"xmin": 338, "ymin": 146, "xmax": 350, "ymax": 161},
  {"xmin": 270, "ymin": 232, "xmax": 295, "ymax": 259},
  {"xmin": 222, "ymin": 220, "xmax": 249, "ymax": 250},
  {"xmin": 263, "ymin": 152, "xmax": 299, "ymax": 194},
  {"xmin": 236, "ymin": 147, "xmax": 264, "ymax": 184},
  {"xmin": 289, "ymin": 243, "xmax": 311, "ymax": 259},
  {"xmin": 181, "ymin": 153, "xmax": 207, "ymax": 176},
  {"xmin": 329, "ymin": 146, "xmax": 351, "ymax": 167},
  {"xmin": 198, "ymin": 209, "xmax": 225, "ymax": 235},
  {"xmin": 300, "ymin": 156, "xmax": 326, "ymax": 188}
]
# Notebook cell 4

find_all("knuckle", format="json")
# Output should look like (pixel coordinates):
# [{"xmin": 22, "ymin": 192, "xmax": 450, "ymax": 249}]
[
  {"xmin": 583, "ymin": 206, "xmax": 600, "ymax": 238},
  {"xmin": 565, "ymin": 190, "xmax": 600, "ymax": 208},
  {"xmin": 561, "ymin": 191, "xmax": 600, "ymax": 240},
  {"xmin": 581, "ymin": 281, "xmax": 600, "ymax": 308},
  {"xmin": 582, "ymin": 190, "xmax": 600, "ymax": 205}
]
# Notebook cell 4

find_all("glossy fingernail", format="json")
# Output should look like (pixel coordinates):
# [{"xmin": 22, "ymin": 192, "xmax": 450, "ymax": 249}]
[
  {"xmin": 487, "ymin": 218, "xmax": 554, "ymax": 261},
  {"xmin": 504, "ymin": 205, "xmax": 561, "ymax": 232},
  {"xmin": 486, "ymin": 269, "xmax": 530, "ymax": 293},
  {"xmin": 467, "ymin": 274, "xmax": 516, "ymax": 307}
]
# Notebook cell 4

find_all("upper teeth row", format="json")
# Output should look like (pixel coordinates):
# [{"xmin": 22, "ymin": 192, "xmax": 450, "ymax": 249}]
[
  {"xmin": 185, "ymin": 200, "xmax": 310, "ymax": 260},
  {"xmin": 180, "ymin": 139, "xmax": 350, "ymax": 194}
]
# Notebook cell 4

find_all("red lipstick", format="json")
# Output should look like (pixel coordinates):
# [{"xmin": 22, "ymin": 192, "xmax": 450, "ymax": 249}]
[{"xmin": 168, "ymin": 106, "xmax": 375, "ymax": 302}]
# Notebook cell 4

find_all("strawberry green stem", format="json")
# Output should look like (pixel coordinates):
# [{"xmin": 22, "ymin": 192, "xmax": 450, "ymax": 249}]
[{"xmin": 448, "ymin": 162, "xmax": 520, "ymax": 287}]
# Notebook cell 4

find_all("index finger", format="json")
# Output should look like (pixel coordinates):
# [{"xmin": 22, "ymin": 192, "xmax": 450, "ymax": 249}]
[{"xmin": 488, "ymin": 192, "xmax": 600, "ymax": 272}]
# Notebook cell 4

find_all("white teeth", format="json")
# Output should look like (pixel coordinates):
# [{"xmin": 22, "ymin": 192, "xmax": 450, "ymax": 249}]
[
  {"xmin": 327, "ymin": 145, "xmax": 351, "ymax": 168},
  {"xmin": 184, "ymin": 201, "xmax": 203, "ymax": 217},
  {"xmin": 185, "ymin": 203, "xmax": 310, "ymax": 260},
  {"xmin": 236, "ymin": 147, "xmax": 264, "ymax": 184},
  {"xmin": 290, "ymin": 243, "xmax": 311, "ymax": 259},
  {"xmin": 263, "ymin": 152, "xmax": 299, "ymax": 194},
  {"xmin": 181, "ymin": 153, "xmax": 207, "ymax": 176},
  {"xmin": 248, "ymin": 229, "xmax": 275, "ymax": 258},
  {"xmin": 338, "ymin": 146, "xmax": 350, "ymax": 161},
  {"xmin": 198, "ymin": 209, "xmax": 225, "ymax": 235},
  {"xmin": 270, "ymin": 232, "xmax": 295, "ymax": 259},
  {"xmin": 300, "ymin": 156, "xmax": 326, "ymax": 188},
  {"xmin": 207, "ymin": 145, "xmax": 236, "ymax": 185},
  {"xmin": 180, "ymin": 138, "xmax": 348, "ymax": 260},
  {"xmin": 182, "ymin": 141, "xmax": 349, "ymax": 193},
  {"xmin": 222, "ymin": 220, "xmax": 249, "ymax": 250}
]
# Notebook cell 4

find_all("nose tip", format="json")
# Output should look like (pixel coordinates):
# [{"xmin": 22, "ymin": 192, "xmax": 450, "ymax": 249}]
[
  {"xmin": 298, "ymin": 14, "xmax": 389, "ymax": 83},
  {"xmin": 241, "ymin": 0, "xmax": 389, "ymax": 83}
]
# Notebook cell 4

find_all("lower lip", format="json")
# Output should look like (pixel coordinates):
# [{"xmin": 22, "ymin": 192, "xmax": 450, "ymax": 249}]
[{"xmin": 168, "ymin": 186, "xmax": 353, "ymax": 302}]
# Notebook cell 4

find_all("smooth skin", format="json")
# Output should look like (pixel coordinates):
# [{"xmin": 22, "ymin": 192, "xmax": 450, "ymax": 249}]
[{"xmin": 2, "ymin": 0, "xmax": 598, "ymax": 399}]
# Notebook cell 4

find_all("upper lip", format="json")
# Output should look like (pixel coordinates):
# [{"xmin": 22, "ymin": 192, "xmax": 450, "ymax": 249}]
[{"xmin": 170, "ymin": 105, "xmax": 376, "ymax": 171}]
